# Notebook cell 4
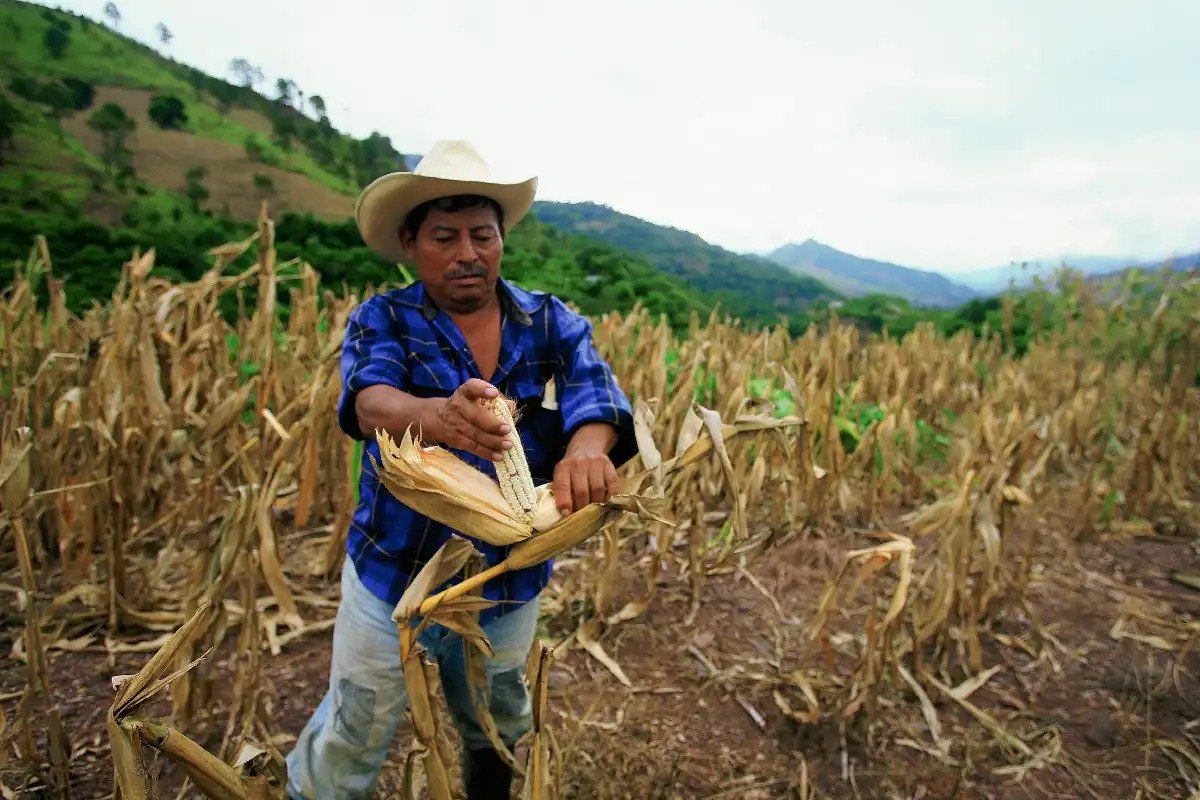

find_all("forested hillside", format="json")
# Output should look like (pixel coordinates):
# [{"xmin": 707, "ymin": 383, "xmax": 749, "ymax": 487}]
[
  {"xmin": 531, "ymin": 201, "xmax": 842, "ymax": 327},
  {"xmin": 5, "ymin": 0, "xmax": 1186, "ymax": 345},
  {"xmin": 0, "ymin": 0, "xmax": 822, "ymax": 333}
]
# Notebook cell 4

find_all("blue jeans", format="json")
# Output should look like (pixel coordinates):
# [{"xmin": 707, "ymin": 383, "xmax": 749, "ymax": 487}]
[{"xmin": 285, "ymin": 558, "xmax": 539, "ymax": 799}]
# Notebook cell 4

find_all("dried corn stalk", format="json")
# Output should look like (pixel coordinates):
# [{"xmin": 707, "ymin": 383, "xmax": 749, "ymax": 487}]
[
  {"xmin": 390, "ymin": 536, "xmax": 497, "ymax": 800},
  {"xmin": 4, "ymin": 214, "xmax": 1197, "ymax": 796},
  {"xmin": 386, "ymin": 411, "xmax": 803, "ymax": 615},
  {"xmin": 521, "ymin": 643, "xmax": 556, "ymax": 800}
]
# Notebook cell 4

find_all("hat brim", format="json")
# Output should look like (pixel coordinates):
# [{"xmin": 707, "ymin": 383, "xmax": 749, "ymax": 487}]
[{"xmin": 355, "ymin": 173, "xmax": 538, "ymax": 263}]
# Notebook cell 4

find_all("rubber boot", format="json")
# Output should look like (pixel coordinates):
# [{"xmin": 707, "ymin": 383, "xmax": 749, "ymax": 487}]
[{"xmin": 464, "ymin": 746, "xmax": 513, "ymax": 800}]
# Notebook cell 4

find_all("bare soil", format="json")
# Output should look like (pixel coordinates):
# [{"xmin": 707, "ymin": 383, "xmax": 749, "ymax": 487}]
[
  {"xmin": 59, "ymin": 86, "xmax": 355, "ymax": 223},
  {"xmin": 3, "ymin": 508, "xmax": 1198, "ymax": 800}
]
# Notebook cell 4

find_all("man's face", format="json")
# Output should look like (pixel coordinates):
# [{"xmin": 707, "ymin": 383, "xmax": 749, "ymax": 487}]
[{"xmin": 402, "ymin": 204, "xmax": 504, "ymax": 314}]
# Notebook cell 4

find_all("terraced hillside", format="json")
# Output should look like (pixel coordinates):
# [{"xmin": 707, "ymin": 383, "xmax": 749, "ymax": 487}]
[{"xmin": 0, "ymin": 0, "xmax": 839, "ymax": 332}]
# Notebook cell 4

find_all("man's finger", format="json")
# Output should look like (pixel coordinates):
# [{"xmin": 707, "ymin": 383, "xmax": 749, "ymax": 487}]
[
  {"xmin": 445, "ymin": 420, "xmax": 505, "ymax": 461},
  {"xmin": 588, "ymin": 460, "xmax": 609, "ymax": 505},
  {"xmin": 553, "ymin": 468, "xmax": 573, "ymax": 514},
  {"xmin": 459, "ymin": 400, "xmax": 511, "ymax": 436},
  {"xmin": 458, "ymin": 378, "xmax": 500, "ymax": 401},
  {"xmin": 606, "ymin": 466, "xmax": 620, "ymax": 503},
  {"xmin": 448, "ymin": 430, "xmax": 498, "ymax": 462},
  {"xmin": 467, "ymin": 424, "xmax": 511, "ymax": 457},
  {"xmin": 571, "ymin": 466, "xmax": 590, "ymax": 513},
  {"xmin": 476, "ymin": 443, "xmax": 504, "ymax": 462}
]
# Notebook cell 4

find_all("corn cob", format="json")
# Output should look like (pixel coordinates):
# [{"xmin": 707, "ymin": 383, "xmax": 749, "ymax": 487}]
[{"xmin": 484, "ymin": 396, "xmax": 537, "ymax": 522}]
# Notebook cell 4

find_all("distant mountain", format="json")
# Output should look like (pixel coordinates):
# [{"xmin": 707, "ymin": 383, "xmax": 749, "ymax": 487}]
[
  {"xmin": 765, "ymin": 240, "xmax": 978, "ymax": 308},
  {"xmin": 530, "ymin": 201, "xmax": 841, "ymax": 328},
  {"xmin": 948, "ymin": 252, "xmax": 1200, "ymax": 294},
  {"xmin": 1128, "ymin": 251, "xmax": 1199, "ymax": 273}
]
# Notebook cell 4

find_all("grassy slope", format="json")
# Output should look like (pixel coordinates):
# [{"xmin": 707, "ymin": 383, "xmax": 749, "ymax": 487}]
[
  {"xmin": 2, "ymin": 9, "xmax": 1188, "ymax": 401},
  {"xmin": 0, "ymin": 0, "xmax": 357, "ymax": 196},
  {"xmin": 14, "ymin": 0, "xmax": 1123, "ymax": 343},
  {"xmin": 0, "ymin": 0, "xmax": 724, "ymax": 329}
]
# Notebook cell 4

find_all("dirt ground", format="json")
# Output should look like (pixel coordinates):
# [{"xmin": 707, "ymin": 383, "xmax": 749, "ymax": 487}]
[
  {"xmin": 3, "ymin": 508, "xmax": 1199, "ymax": 799},
  {"xmin": 59, "ymin": 86, "xmax": 356, "ymax": 223}
]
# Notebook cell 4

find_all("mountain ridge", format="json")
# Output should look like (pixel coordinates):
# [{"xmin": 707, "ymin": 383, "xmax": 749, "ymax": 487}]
[
  {"xmin": 530, "ymin": 200, "xmax": 842, "ymax": 331},
  {"xmin": 944, "ymin": 251, "xmax": 1200, "ymax": 293},
  {"xmin": 4, "ymin": 0, "xmax": 1192, "ymax": 334},
  {"xmin": 0, "ymin": 0, "xmax": 722, "ymax": 330},
  {"xmin": 0, "ymin": 0, "xmax": 817, "ymax": 331},
  {"xmin": 764, "ymin": 239, "xmax": 978, "ymax": 307}
]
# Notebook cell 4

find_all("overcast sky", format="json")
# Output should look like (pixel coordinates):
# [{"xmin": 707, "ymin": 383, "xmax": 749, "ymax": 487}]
[{"xmin": 46, "ymin": 0, "xmax": 1200, "ymax": 272}]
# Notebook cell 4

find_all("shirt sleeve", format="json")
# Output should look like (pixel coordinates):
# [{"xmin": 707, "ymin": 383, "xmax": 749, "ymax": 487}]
[
  {"xmin": 337, "ymin": 296, "xmax": 410, "ymax": 440},
  {"xmin": 551, "ymin": 297, "xmax": 639, "ymax": 469}
]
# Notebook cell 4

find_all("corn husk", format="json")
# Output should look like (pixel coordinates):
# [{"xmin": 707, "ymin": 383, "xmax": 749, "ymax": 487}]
[
  {"xmin": 0, "ymin": 427, "xmax": 32, "ymax": 515},
  {"xmin": 376, "ymin": 413, "xmax": 802, "ymax": 552},
  {"xmin": 373, "ymin": 427, "xmax": 562, "ymax": 545},
  {"xmin": 408, "ymin": 412, "xmax": 804, "ymax": 615}
]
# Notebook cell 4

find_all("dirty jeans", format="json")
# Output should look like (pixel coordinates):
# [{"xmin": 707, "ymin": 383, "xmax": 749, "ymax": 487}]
[{"xmin": 285, "ymin": 558, "xmax": 539, "ymax": 800}]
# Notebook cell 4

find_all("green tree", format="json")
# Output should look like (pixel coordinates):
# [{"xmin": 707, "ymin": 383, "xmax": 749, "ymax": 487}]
[
  {"xmin": 244, "ymin": 135, "xmax": 265, "ymax": 163},
  {"xmin": 252, "ymin": 172, "xmax": 275, "ymax": 200},
  {"xmin": 43, "ymin": 19, "xmax": 70, "ymax": 58},
  {"xmin": 156, "ymin": 22, "xmax": 172, "ymax": 47},
  {"xmin": 229, "ymin": 58, "xmax": 263, "ymax": 89},
  {"xmin": 87, "ymin": 103, "xmax": 136, "ymax": 181},
  {"xmin": 350, "ymin": 131, "xmax": 404, "ymax": 185},
  {"xmin": 309, "ymin": 94, "xmax": 326, "ymax": 118},
  {"xmin": 37, "ymin": 80, "xmax": 76, "ymax": 142},
  {"xmin": 187, "ymin": 69, "xmax": 205, "ymax": 99},
  {"xmin": 7, "ymin": 76, "xmax": 38, "ymax": 100},
  {"xmin": 209, "ymin": 81, "xmax": 237, "ymax": 116},
  {"xmin": 62, "ymin": 78, "xmax": 95, "ymax": 110},
  {"xmin": 275, "ymin": 78, "xmax": 295, "ymax": 105},
  {"xmin": 269, "ymin": 112, "xmax": 296, "ymax": 150},
  {"xmin": 148, "ymin": 94, "xmax": 187, "ymax": 129},
  {"xmin": 0, "ymin": 95, "xmax": 20, "ymax": 165},
  {"xmin": 184, "ymin": 166, "xmax": 209, "ymax": 211},
  {"xmin": 301, "ymin": 126, "xmax": 334, "ymax": 167}
]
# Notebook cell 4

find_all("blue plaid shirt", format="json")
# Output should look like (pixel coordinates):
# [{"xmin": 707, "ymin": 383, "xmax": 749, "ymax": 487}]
[{"xmin": 336, "ymin": 277, "xmax": 637, "ymax": 623}]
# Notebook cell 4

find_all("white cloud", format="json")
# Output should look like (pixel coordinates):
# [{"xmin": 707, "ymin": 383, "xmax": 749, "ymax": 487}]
[{"xmin": 45, "ymin": 0, "xmax": 1200, "ymax": 271}]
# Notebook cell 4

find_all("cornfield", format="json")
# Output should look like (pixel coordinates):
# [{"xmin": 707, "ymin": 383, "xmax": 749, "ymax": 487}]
[{"xmin": 1, "ymin": 212, "xmax": 1198, "ymax": 799}]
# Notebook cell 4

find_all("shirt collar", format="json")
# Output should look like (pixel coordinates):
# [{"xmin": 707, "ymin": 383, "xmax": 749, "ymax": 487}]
[{"xmin": 419, "ymin": 277, "xmax": 534, "ymax": 326}]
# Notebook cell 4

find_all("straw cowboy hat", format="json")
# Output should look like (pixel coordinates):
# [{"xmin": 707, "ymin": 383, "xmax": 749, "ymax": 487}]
[{"xmin": 354, "ymin": 140, "xmax": 539, "ymax": 263}]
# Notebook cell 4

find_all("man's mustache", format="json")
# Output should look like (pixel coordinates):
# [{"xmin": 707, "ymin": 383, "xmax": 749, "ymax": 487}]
[{"xmin": 446, "ymin": 263, "xmax": 488, "ymax": 280}]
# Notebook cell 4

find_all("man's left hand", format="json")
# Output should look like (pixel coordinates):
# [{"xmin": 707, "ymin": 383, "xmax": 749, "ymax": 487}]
[{"xmin": 552, "ymin": 424, "xmax": 620, "ymax": 516}]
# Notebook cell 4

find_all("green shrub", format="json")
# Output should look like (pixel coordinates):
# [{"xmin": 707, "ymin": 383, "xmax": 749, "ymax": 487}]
[
  {"xmin": 62, "ymin": 77, "xmax": 94, "ymax": 110},
  {"xmin": 43, "ymin": 19, "xmax": 70, "ymax": 59},
  {"xmin": 148, "ymin": 94, "xmax": 187, "ymax": 130}
]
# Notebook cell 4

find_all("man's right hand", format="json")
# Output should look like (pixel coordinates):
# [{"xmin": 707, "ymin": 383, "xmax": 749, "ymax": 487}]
[{"xmin": 428, "ymin": 379, "xmax": 514, "ymax": 463}]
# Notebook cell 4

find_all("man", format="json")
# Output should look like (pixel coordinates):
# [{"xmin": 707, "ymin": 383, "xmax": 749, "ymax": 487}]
[{"xmin": 285, "ymin": 140, "xmax": 637, "ymax": 800}]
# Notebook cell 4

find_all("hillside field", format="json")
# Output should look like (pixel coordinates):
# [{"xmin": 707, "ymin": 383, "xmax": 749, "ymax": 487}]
[
  {"xmin": 0, "ymin": 0, "xmax": 845, "ymax": 335},
  {"xmin": 3, "ymin": 0, "xmax": 1136, "ymax": 345},
  {"xmin": 3, "ymin": 2, "xmax": 1200, "ymax": 798},
  {"xmin": 1, "ymin": 219, "xmax": 1198, "ymax": 799}
]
